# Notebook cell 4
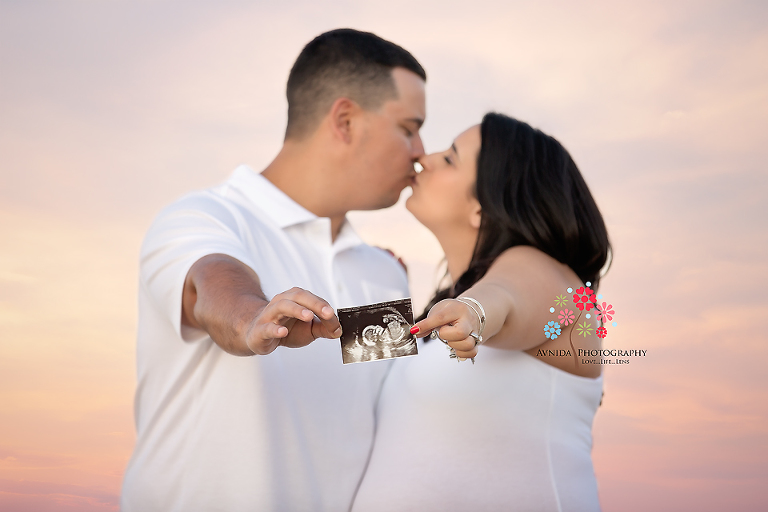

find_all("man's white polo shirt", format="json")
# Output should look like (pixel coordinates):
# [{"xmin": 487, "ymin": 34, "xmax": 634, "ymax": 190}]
[{"xmin": 121, "ymin": 165, "xmax": 409, "ymax": 512}]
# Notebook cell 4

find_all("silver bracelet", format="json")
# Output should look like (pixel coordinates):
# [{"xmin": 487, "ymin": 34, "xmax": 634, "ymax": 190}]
[
  {"xmin": 457, "ymin": 297, "xmax": 486, "ymax": 332},
  {"xmin": 456, "ymin": 296, "xmax": 486, "ymax": 344},
  {"xmin": 457, "ymin": 299, "xmax": 484, "ymax": 334}
]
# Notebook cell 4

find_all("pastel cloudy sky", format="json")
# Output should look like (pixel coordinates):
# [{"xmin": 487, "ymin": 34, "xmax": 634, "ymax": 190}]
[{"xmin": 1, "ymin": 1, "xmax": 766, "ymax": 510}]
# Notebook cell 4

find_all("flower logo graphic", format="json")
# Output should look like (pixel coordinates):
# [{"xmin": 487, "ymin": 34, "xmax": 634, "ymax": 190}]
[
  {"xmin": 544, "ymin": 321, "xmax": 562, "ymax": 340},
  {"xmin": 596, "ymin": 302, "xmax": 615, "ymax": 323},
  {"xmin": 543, "ymin": 285, "xmax": 620, "ymax": 365},
  {"xmin": 572, "ymin": 287, "xmax": 597, "ymax": 311},
  {"xmin": 558, "ymin": 309, "xmax": 575, "ymax": 326},
  {"xmin": 575, "ymin": 321, "xmax": 593, "ymax": 337}
]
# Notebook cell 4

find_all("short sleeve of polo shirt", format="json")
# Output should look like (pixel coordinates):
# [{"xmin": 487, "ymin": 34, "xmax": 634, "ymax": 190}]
[{"xmin": 139, "ymin": 191, "xmax": 257, "ymax": 341}]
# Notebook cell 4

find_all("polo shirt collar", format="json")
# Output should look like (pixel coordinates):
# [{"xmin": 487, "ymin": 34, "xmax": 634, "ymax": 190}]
[
  {"xmin": 333, "ymin": 218, "xmax": 365, "ymax": 254},
  {"xmin": 229, "ymin": 165, "xmax": 316, "ymax": 228},
  {"xmin": 228, "ymin": 165, "xmax": 364, "ymax": 251}
]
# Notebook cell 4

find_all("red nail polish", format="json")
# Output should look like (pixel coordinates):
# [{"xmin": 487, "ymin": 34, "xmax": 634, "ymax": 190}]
[{"xmin": 410, "ymin": 326, "xmax": 420, "ymax": 334}]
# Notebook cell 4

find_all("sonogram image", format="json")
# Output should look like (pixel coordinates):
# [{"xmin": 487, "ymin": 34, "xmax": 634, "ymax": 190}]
[{"xmin": 337, "ymin": 298, "xmax": 418, "ymax": 364}]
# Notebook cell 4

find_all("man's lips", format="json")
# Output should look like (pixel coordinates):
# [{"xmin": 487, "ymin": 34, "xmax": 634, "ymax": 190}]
[{"xmin": 409, "ymin": 162, "xmax": 423, "ymax": 186}]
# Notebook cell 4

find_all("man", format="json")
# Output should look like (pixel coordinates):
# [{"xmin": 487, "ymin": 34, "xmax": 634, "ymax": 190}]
[{"xmin": 121, "ymin": 29, "xmax": 426, "ymax": 511}]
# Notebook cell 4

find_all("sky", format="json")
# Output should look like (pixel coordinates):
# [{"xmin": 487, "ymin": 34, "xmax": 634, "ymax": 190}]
[{"xmin": 1, "ymin": 0, "xmax": 767, "ymax": 510}]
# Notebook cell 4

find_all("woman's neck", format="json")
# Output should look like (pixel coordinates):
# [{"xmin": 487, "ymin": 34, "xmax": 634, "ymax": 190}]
[{"xmin": 434, "ymin": 226, "xmax": 478, "ymax": 284}]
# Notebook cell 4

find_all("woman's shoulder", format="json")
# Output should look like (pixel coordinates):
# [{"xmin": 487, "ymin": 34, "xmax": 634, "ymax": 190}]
[
  {"xmin": 487, "ymin": 246, "xmax": 601, "ymax": 378},
  {"xmin": 489, "ymin": 245, "xmax": 576, "ymax": 286},
  {"xmin": 495, "ymin": 245, "xmax": 552, "ymax": 264}
]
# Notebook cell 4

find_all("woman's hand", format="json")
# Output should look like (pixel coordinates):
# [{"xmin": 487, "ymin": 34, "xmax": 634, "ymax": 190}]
[{"xmin": 411, "ymin": 299, "xmax": 483, "ymax": 360}]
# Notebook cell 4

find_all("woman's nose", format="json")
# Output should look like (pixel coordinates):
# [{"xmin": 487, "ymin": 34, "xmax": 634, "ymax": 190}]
[{"xmin": 415, "ymin": 152, "xmax": 439, "ymax": 173}]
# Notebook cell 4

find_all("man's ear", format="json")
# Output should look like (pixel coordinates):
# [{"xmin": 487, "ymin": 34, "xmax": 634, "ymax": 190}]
[
  {"xmin": 470, "ymin": 203, "xmax": 482, "ymax": 229},
  {"xmin": 328, "ymin": 97, "xmax": 361, "ymax": 144}
]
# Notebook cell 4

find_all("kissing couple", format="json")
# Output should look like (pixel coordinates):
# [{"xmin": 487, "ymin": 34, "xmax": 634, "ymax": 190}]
[{"xmin": 122, "ymin": 28, "xmax": 610, "ymax": 512}]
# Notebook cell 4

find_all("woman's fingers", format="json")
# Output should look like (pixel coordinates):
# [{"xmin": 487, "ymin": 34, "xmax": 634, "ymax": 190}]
[
  {"xmin": 413, "ymin": 309, "xmax": 475, "ymax": 344},
  {"xmin": 410, "ymin": 314, "xmax": 449, "ymax": 336},
  {"xmin": 434, "ymin": 321, "xmax": 472, "ymax": 343},
  {"xmin": 443, "ymin": 332, "xmax": 477, "ymax": 353},
  {"xmin": 450, "ymin": 337, "xmax": 479, "ymax": 359},
  {"xmin": 453, "ymin": 349, "xmax": 476, "ymax": 359},
  {"xmin": 411, "ymin": 299, "xmax": 464, "ymax": 336}
]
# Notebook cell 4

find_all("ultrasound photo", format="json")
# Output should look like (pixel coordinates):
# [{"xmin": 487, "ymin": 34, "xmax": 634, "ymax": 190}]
[{"xmin": 337, "ymin": 298, "xmax": 418, "ymax": 364}]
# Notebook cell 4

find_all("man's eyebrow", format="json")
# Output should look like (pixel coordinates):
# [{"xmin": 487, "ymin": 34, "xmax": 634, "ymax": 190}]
[{"xmin": 405, "ymin": 117, "xmax": 424, "ymax": 128}]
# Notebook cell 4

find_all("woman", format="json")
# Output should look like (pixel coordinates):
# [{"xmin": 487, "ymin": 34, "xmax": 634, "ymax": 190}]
[{"xmin": 351, "ymin": 113, "xmax": 611, "ymax": 511}]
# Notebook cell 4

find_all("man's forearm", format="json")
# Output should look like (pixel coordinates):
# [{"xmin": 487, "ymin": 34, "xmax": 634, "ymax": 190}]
[
  {"xmin": 181, "ymin": 253, "xmax": 343, "ymax": 356},
  {"xmin": 182, "ymin": 254, "xmax": 268, "ymax": 356}
]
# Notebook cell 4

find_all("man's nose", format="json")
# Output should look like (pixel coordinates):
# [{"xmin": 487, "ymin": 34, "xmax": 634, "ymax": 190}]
[{"xmin": 411, "ymin": 134, "xmax": 425, "ymax": 159}]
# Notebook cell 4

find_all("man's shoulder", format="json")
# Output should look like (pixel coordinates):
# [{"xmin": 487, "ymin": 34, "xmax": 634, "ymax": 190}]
[
  {"xmin": 151, "ymin": 169, "xmax": 264, "ymax": 224},
  {"xmin": 140, "ymin": 184, "xmax": 253, "ymax": 252},
  {"xmin": 148, "ymin": 189, "xmax": 235, "ymax": 228},
  {"xmin": 153, "ymin": 166, "xmax": 262, "ymax": 217},
  {"xmin": 344, "ymin": 245, "xmax": 410, "ymax": 300},
  {"xmin": 350, "ymin": 244, "xmax": 408, "ymax": 277},
  {"xmin": 356, "ymin": 244, "xmax": 398, "ymax": 259}
]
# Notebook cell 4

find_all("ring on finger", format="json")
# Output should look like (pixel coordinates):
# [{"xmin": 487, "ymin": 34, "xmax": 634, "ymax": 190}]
[
  {"xmin": 469, "ymin": 332, "xmax": 482, "ymax": 347},
  {"xmin": 431, "ymin": 330, "xmax": 450, "ymax": 345}
]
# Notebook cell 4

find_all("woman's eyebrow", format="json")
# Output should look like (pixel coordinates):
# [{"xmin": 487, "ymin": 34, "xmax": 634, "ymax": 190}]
[{"xmin": 451, "ymin": 143, "xmax": 460, "ymax": 160}]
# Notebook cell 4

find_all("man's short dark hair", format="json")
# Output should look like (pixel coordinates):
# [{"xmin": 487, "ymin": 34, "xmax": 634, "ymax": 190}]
[{"xmin": 285, "ymin": 28, "xmax": 426, "ymax": 140}]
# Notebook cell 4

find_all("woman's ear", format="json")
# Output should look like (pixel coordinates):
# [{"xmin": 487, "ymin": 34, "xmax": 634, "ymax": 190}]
[{"xmin": 470, "ymin": 203, "xmax": 482, "ymax": 229}]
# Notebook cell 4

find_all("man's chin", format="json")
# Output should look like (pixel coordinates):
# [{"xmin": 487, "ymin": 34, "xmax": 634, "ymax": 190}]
[
  {"xmin": 358, "ymin": 190, "xmax": 405, "ymax": 211},
  {"xmin": 370, "ymin": 198, "xmax": 399, "ymax": 211}
]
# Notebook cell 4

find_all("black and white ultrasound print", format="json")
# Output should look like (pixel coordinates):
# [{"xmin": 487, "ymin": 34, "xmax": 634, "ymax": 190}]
[{"xmin": 337, "ymin": 298, "xmax": 418, "ymax": 364}]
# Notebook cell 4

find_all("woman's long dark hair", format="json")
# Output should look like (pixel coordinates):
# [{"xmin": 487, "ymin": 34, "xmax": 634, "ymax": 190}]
[{"xmin": 418, "ymin": 112, "xmax": 611, "ymax": 321}]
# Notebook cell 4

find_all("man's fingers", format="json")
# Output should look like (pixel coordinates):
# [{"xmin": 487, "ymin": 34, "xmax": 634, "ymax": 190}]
[
  {"xmin": 307, "ymin": 309, "xmax": 340, "ymax": 338},
  {"xmin": 254, "ymin": 288, "xmax": 342, "ymax": 346},
  {"xmin": 265, "ymin": 323, "xmax": 289, "ymax": 339},
  {"xmin": 267, "ymin": 297, "xmax": 333, "ymax": 329},
  {"xmin": 281, "ymin": 288, "xmax": 334, "ymax": 317},
  {"xmin": 245, "ymin": 323, "xmax": 286, "ymax": 355},
  {"xmin": 277, "ymin": 288, "xmax": 340, "ymax": 331},
  {"xmin": 310, "ymin": 317, "xmax": 343, "ymax": 340},
  {"xmin": 267, "ymin": 299, "xmax": 315, "ymax": 323}
]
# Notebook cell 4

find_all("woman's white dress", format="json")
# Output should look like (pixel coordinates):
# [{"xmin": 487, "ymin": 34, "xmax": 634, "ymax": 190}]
[{"xmin": 351, "ymin": 339, "xmax": 603, "ymax": 512}]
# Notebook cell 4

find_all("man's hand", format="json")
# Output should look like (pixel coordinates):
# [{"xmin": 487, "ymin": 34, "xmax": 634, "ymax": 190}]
[
  {"xmin": 244, "ymin": 287, "xmax": 342, "ymax": 355},
  {"xmin": 182, "ymin": 254, "xmax": 341, "ymax": 356}
]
